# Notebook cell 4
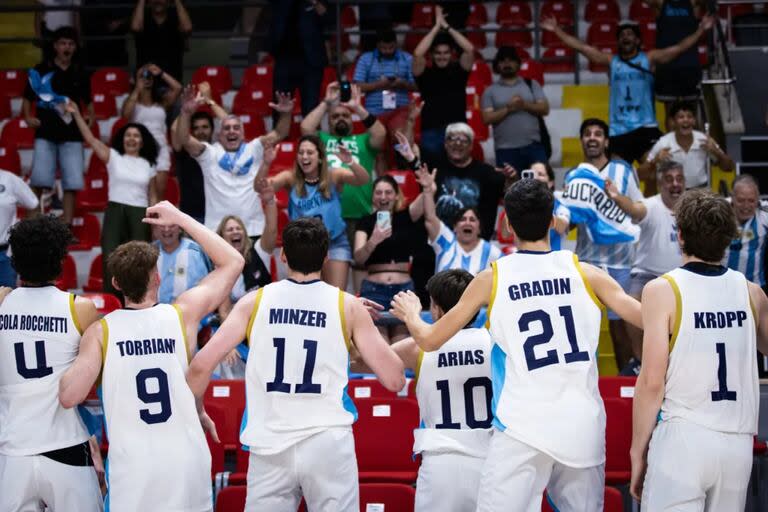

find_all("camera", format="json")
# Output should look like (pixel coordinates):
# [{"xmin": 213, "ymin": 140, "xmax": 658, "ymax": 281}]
[{"xmin": 521, "ymin": 169, "xmax": 535, "ymax": 179}]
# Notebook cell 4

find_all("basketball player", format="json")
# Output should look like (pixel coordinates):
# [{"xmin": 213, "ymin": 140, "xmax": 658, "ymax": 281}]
[
  {"xmin": 187, "ymin": 217, "xmax": 405, "ymax": 511},
  {"xmin": 630, "ymin": 189, "xmax": 768, "ymax": 511},
  {"xmin": 58, "ymin": 201, "xmax": 244, "ymax": 512},
  {"xmin": 392, "ymin": 179, "xmax": 642, "ymax": 512},
  {"xmin": 0, "ymin": 215, "xmax": 103, "ymax": 512},
  {"xmin": 392, "ymin": 269, "xmax": 492, "ymax": 512}
]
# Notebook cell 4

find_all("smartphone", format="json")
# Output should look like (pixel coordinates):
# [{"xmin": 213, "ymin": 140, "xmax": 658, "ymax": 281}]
[
  {"xmin": 521, "ymin": 169, "xmax": 535, "ymax": 180},
  {"xmin": 339, "ymin": 81, "xmax": 352, "ymax": 102},
  {"xmin": 376, "ymin": 210, "xmax": 391, "ymax": 231}
]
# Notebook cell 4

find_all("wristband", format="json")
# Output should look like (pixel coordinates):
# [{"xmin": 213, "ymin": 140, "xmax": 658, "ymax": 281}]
[{"xmin": 362, "ymin": 113, "xmax": 377, "ymax": 129}]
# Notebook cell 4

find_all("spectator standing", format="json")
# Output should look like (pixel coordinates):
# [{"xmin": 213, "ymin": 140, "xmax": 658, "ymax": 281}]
[
  {"xmin": 0, "ymin": 171, "xmax": 39, "ymax": 287},
  {"xmin": 177, "ymin": 88, "xmax": 293, "ymax": 237},
  {"xmin": 122, "ymin": 63, "xmax": 182, "ymax": 200},
  {"xmin": 481, "ymin": 46, "xmax": 550, "ymax": 171},
  {"xmin": 353, "ymin": 28, "xmax": 416, "ymax": 134},
  {"xmin": 724, "ymin": 175, "xmax": 768, "ymax": 292},
  {"xmin": 66, "ymin": 101, "xmax": 159, "ymax": 295},
  {"xmin": 170, "ymin": 83, "xmax": 228, "ymax": 223},
  {"xmin": 642, "ymin": 101, "xmax": 734, "ymax": 190},
  {"xmin": 301, "ymin": 83, "xmax": 387, "ymax": 239},
  {"xmin": 130, "ymin": 0, "xmax": 192, "ymax": 82},
  {"xmin": 542, "ymin": 16, "xmax": 713, "ymax": 165},
  {"xmin": 431, "ymin": 123, "xmax": 515, "ymax": 240},
  {"xmin": 266, "ymin": 0, "xmax": 327, "ymax": 116},
  {"xmin": 153, "ymin": 223, "xmax": 210, "ymax": 304},
  {"xmin": 22, "ymin": 26, "xmax": 92, "ymax": 228},
  {"xmin": 412, "ymin": 6, "xmax": 475, "ymax": 162}
]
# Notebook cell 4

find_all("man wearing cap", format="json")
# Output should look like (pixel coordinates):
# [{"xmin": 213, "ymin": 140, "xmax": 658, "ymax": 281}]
[
  {"xmin": 481, "ymin": 46, "xmax": 550, "ymax": 171},
  {"xmin": 541, "ymin": 16, "xmax": 713, "ymax": 166}
]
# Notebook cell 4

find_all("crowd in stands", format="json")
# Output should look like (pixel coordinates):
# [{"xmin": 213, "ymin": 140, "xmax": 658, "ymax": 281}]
[{"xmin": 3, "ymin": 0, "xmax": 761, "ymax": 378}]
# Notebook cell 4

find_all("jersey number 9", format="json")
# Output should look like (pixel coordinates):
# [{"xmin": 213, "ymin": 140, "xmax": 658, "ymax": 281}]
[{"xmin": 136, "ymin": 368, "xmax": 173, "ymax": 424}]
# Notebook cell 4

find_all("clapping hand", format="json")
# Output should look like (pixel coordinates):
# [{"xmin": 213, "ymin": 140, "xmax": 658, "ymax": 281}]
[
  {"xmin": 181, "ymin": 84, "xmax": 205, "ymax": 114},
  {"xmin": 335, "ymin": 143, "xmax": 354, "ymax": 165},
  {"xmin": 415, "ymin": 164, "xmax": 437, "ymax": 193},
  {"xmin": 390, "ymin": 290, "xmax": 423, "ymax": 322},
  {"xmin": 255, "ymin": 177, "xmax": 275, "ymax": 203}
]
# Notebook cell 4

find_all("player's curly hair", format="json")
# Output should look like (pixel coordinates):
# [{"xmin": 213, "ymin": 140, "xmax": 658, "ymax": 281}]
[
  {"xmin": 112, "ymin": 122, "xmax": 159, "ymax": 166},
  {"xmin": 107, "ymin": 241, "xmax": 159, "ymax": 303},
  {"xmin": 503, "ymin": 179, "xmax": 554, "ymax": 242},
  {"xmin": 9, "ymin": 215, "xmax": 72, "ymax": 284},
  {"xmin": 675, "ymin": 189, "xmax": 737, "ymax": 262}
]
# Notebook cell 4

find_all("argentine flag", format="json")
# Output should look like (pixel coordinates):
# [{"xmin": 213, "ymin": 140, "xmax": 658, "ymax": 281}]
[{"xmin": 561, "ymin": 165, "xmax": 640, "ymax": 245}]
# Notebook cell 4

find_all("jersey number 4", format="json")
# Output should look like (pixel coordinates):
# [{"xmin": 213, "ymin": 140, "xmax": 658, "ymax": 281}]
[
  {"xmin": 521, "ymin": 306, "xmax": 589, "ymax": 372},
  {"xmin": 14, "ymin": 340, "xmax": 53, "ymax": 379},
  {"xmin": 267, "ymin": 338, "xmax": 322, "ymax": 394}
]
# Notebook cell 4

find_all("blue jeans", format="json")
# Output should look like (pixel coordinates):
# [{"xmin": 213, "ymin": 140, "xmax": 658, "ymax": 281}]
[
  {"xmin": 495, "ymin": 142, "xmax": 548, "ymax": 173},
  {"xmin": 0, "ymin": 251, "xmax": 16, "ymax": 287},
  {"xmin": 30, "ymin": 139, "xmax": 84, "ymax": 190}
]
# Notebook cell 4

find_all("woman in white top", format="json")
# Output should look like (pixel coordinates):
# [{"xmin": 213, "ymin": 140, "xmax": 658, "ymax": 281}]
[
  {"xmin": 68, "ymin": 100, "xmax": 158, "ymax": 295},
  {"xmin": 121, "ymin": 63, "xmax": 182, "ymax": 200}
]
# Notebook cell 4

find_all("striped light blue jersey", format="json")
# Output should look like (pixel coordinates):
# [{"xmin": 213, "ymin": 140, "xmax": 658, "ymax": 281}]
[
  {"xmin": 155, "ymin": 238, "xmax": 211, "ymax": 304},
  {"xmin": 431, "ymin": 222, "xmax": 501, "ymax": 275},
  {"xmin": 725, "ymin": 208, "xmax": 768, "ymax": 287},
  {"xmin": 550, "ymin": 194, "xmax": 571, "ymax": 251},
  {"xmin": 609, "ymin": 52, "xmax": 657, "ymax": 136},
  {"xmin": 574, "ymin": 160, "xmax": 642, "ymax": 268}
]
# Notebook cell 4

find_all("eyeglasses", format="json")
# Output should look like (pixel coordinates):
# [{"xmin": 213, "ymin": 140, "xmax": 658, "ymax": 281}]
[{"xmin": 446, "ymin": 135, "xmax": 471, "ymax": 146}]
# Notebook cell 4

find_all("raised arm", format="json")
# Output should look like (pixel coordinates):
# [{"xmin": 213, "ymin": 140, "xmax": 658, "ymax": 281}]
[
  {"xmin": 331, "ymin": 145, "xmax": 369, "ymax": 186},
  {"xmin": 260, "ymin": 92, "xmax": 294, "ymax": 147},
  {"xmin": 704, "ymin": 135, "xmax": 735, "ymax": 172},
  {"xmin": 649, "ymin": 15, "xmax": 713, "ymax": 66},
  {"xmin": 255, "ymin": 177, "xmax": 278, "ymax": 253},
  {"xmin": 541, "ymin": 16, "xmax": 612, "ymax": 66},
  {"xmin": 149, "ymin": 202, "xmax": 244, "ymax": 331},
  {"xmin": 605, "ymin": 177, "xmax": 647, "ymax": 223},
  {"xmin": 146, "ymin": 63, "xmax": 183, "ymax": 108},
  {"xmin": 121, "ymin": 67, "xmax": 145, "ymax": 120},
  {"xmin": 412, "ymin": 11, "xmax": 444, "ymax": 76},
  {"xmin": 174, "ymin": 0, "xmax": 193, "ymax": 34},
  {"xmin": 301, "ymin": 82, "xmax": 338, "ymax": 135},
  {"xmin": 416, "ymin": 164, "xmax": 440, "ymax": 240},
  {"xmin": 345, "ymin": 84, "xmax": 386, "ymax": 150},
  {"xmin": 66, "ymin": 100, "xmax": 110, "ymax": 163},
  {"xmin": 581, "ymin": 261, "xmax": 642, "ymax": 327},
  {"xmin": 177, "ymin": 86, "xmax": 207, "ymax": 157},
  {"xmin": 130, "ymin": 0, "xmax": 146, "ymax": 32},
  {"xmin": 254, "ymin": 141, "xmax": 276, "ymax": 184},
  {"xmin": 345, "ymin": 293, "xmax": 406, "ymax": 391}
]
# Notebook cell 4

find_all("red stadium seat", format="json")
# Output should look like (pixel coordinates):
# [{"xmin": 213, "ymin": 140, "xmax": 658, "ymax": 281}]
[
  {"xmin": 0, "ymin": 69, "xmax": 28, "ymax": 99},
  {"xmin": 86, "ymin": 152, "xmax": 107, "ymax": 176},
  {"xmin": 598, "ymin": 376, "xmax": 637, "ymax": 400},
  {"xmin": 542, "ymin": 47, "xmax": 576, "ymax": 73},
  {"xmin": 718, "ymin": 2, "xmax": 756, "ymax": 19},
  {"xmin": 238, "ymin": 114, "xmax": 267, "ymax": 140},
  {"xmin": 83, "ymin": 255, "xmax": 103, "ymax": 292},
  {"xmin": 207, "ymin": 433, "xmax": 225, "ymax": 480},
  {"xmin": 204, "ymin": 379, "xmax": 246, "ymax": 451},
  {"xmin": 411, "ymin": 3, "xmax": 436, "ymax": 28},
  {"xmin": 587, "ymin": 22, "xmax": 619, "ymax": 47},
  {"xmin": 55, "ymin": 254, "xmax": 78, "ymax": 290},
  {"xmin": 214, "ymin": 485, "xmax": 246, "ymax": 512},
  {"xmin": 241, "ymin": 64, "xmax": 274, "ymax": 92},
  {"xmin": 542, "ymin": 24, "xmax": 574, "ymax": 48},
  {"xmin": 467, "ymin": 30, "xmax": 488, "ymax": 50},
  {"xmin": 469, "ymin": 59, "xmax": 493, "ymax": 88},
  {"xmin": 629, "ymin": 0, "xmax": 656, "ymax": 21},
  {"xmin": 496, "ymin": 27, "xmax": 533, "ymax": 48},
  {"xmin": 91, "ymin": 68, "xmax": 130, "ymax": 97},
  {"xmin": 347, "ymin": 379, "xmax": 399, "ymax": 400},
  {"xmin": 76, "ymin": 172, "xmax": 108, "ymax": 212},
  {"xmin": 604, "ymin": 397, "xmax": 632, "ymax": 485},
  {"xmin": 588, "ymin": 45, "xmax": 616, "ymax": 72},
  {"xmin": 542, "ymin": 487, "xmax": 623, "ymax": 511},
  {"xmin": 385, "ymin": 170, "xmax": 421, "ymax": 206},
  {"xmin": 540, "ymin": 0, "xmax": 575, "ymax": 25},
  {"xmin": 584, "ymin": 0, "xmax": 621, "ymax": 22},
  {"xmin": 0, "ymin": 146, "xmax": 21, "ymax": 175},
  {"xmin": 192, "ymin": 66, "xmax": 233, "ymax": 97},
  {"xmin": 467, "ymin": 2, "xmax": 489, "ymax": 26},
  {"xmin": 519, "ymin": 60, "xmax": 545, "ymax": 86},
  {"xmin": 81, "ymin": 292, "xmax": 122, "ymax": 315},
  {"xmin": 497, "ymin": 1, "xmax": 533, "ymax": 26},
  {"xmin": 232, "ymin": 88, "xmax": 272, "ymax": 117},
  {"xmin": 404, "ymin": 32, "xmax": 423, "ymax": 55},
  {"xmin": 270, "ymin": 140, "xmax": 297, "ymax": 174},
  {"xmin": 68, "ymin": 213, "xmax": 101, "ymax": 251},
  {"xmin": 0, "ymin": 96, "xmax": 11, "ymax": 119},
  {"xmin": 164, "ymin": 176, "xmax": 180, "ymax": 205},
  {"xmin": 341, "ymin": 5, "xmax": 358, "ymax": 27},
  {"xmin": 109, "ymin": 117, "xmax": 128, "ymax": 142},
  {"xmin": 360, "ymin": 483, "xmax": 416, "ymax": 512},
  {"xmin": 698, "ymin": 44, "xmax": 708, "ymax": 66},
  {"xmin": 0, "ymin": 117, "xmax": 35, "ymax": 150},
  {"xmin": 91, "ymin": 91, "xmax": 117, "ymax": 120},
  {"xmin": 354, "ymin": 398, "xmax": 420, "ymax": 483},
  {"xmin": 466, "ymin": 108, "xmax": 489, "ymax": 141}
]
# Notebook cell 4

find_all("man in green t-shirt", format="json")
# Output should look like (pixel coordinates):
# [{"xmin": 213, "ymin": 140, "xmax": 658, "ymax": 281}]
[{"xmin": 301, "ymin": 81, "xmax": 386, "ymax": 236}]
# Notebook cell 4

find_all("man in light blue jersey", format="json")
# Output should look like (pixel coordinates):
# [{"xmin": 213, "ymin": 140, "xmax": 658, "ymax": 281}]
[
  {"xmin": 153, "ymin": 223, "xmax": 211, "ymax": 304},
  {"xmin": 542, "ymin": 16, "xmax": 713, "ymax": 166},
  {"xmin": 725, "ymin": 175, "xmax": 768, "ymax": 292}
]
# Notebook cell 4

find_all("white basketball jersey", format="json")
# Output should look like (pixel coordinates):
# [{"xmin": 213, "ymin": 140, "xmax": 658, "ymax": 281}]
[
  {"xmin": 661, "ymin": 266, "xmax": 758, "ymax": 434},
  {"xmin": 0, "ymin": 286, "xmax": 88, "ymax": 456},
  {"xmin": 242, "ymin": 280, "xmax": 356, "ymax": 455},
  {"xmin": 486, "ymin": 250, "xmax": 605, "ymax": 468},
  {"xmin": 414, "ymin": 328, "xmax": 493, "ymax": 457},
  {"xmin": 101, "ymin": 304, "xmax": 211, "ymax": 512}
]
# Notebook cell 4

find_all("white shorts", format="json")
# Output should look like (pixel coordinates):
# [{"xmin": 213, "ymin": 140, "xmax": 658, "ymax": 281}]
[
  {"xmin": 0, "ymin": 453, "xmax": 103, "ymax": 512},
  {"xmin": 245, "ymin": 428, "xmax": 359, "ymax": 512},
  {"xmin": 415, "ymin": 451, "xmax": 484, "ymax": 512},
  {"xmin": 476, "ymin": 432, "xmax": 604, "ymax": 512},
  {"xmin": 641, "ymin": 420, "xmax": 753, "ymax": 511}
]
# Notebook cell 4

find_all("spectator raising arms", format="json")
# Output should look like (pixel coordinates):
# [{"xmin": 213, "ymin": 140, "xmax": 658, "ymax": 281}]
[
  {"xmin": 259, "ymin": 136, "xmax": 369, "ymax": 290},
  {"xmin": 412, "ymin": 5, "xmax": 475, "ymax": 162},
  {"xmin": 66, "ymin": 100, "xmax": 159, "ymax": 295},
  {"xmin": 354, "ymin": 169, "xmax": 433, "ymax": 343},
  {"xmin": 122, "ymin": 63, "xmax": 183, "ymax": 200},
  {"xmin": 131, "ymin": 0, "xmax": 192, "ymax": 81}
]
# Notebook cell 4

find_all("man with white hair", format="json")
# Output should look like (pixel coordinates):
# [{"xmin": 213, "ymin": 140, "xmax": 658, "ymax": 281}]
[
  {"xmin": 177, "ymin": 87, "xmax": 294, "ymax": 237},
  {"xmin": 433, "ymin": 122, "xmax": 514, "ymax": 240},
  {"xmin": 724, "ymin": 174, "xmax": 768, "ymax": 292}
]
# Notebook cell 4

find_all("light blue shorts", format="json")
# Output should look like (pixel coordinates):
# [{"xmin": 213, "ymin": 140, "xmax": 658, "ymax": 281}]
[
  {"xmin": 605, "ymin": 266, "xmax": 631, "ymax": 321},
  {"xmin": 328, "ymin": 232, "xmax": 352, "ymax": 262},
  {"xmin": 30, "ymin": 139, "xmax": 84, "ymax": 190}
]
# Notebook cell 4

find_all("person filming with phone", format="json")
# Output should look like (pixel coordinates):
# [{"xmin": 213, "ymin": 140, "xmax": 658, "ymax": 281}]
[{"xmin": 354, "ymin": 167, "xmax": 435, "ymax": 343}]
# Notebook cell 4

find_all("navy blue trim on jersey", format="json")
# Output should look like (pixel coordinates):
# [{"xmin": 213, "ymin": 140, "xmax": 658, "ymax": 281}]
[
  {"xmin": 516, "ymin": 250, "xmax": 553, "ymax": 255},
  {"xmin": 287, "ymin": 279, "xmax": 322, "ymax": 285},
  {"xmin": 681, "ymin": 262, "xmax": 728, "ymax": 276}
]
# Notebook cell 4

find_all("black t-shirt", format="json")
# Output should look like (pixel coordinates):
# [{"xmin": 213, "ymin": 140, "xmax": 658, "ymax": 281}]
[
  {"xmin": 23, "ymin": 62, "xmax": 91, "ymax": 143},
  {"xmin": 243, "ymin": 244, "xmax": 272, "ymax": 291},
  {"xmin": 356, "ymin": 209, "xmax": 428, "ymax": 266},
  {"xmin": 415, "ymin": 62, "xmax": 470, "ymax": 131},
  {"xmin": 433, "ymin": 157, "xmax": 505, "ymax": 240},
  {"xmin": 134, "ymin": 9, "xmax": 186, "ymax": 81},
  {"xmin": 174, "ymin": 149, "xmax": 205, "ymax": 221}
]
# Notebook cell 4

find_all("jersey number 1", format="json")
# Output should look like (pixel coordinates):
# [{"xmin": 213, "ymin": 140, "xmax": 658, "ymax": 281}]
[
  {"xmin": 712, "ymin": 342, "xmax": 737, "ymax": 402},
  {"xmin": 267, "ymin": 338, "xmax": 322, "ymax": 394}
]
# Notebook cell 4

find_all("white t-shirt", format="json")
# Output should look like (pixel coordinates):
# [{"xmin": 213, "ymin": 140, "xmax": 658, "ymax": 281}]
[
  {"xmin": 194, "ymin": 139, "xmax": 266, "ymax": 236},
  {"xmin": 431, "ymin": 222, "xmax": 501, "ymax": 275},
  {"xmin": 632, "ymin": 194, "xmax": 682, "ymax": 276},
  {"xmin": 38, "ymin": 0, "xmax": 80, "ymax": 31},
  {"xmin": 0, "ymin": 171, "xmax": 38, "ymax": 245},
  {"xmin": 646, "ymin": 131, "xmax": 711, "ymax": 188},
  {"xmin": 107, "ymin": 149, "xmax": 157, "ymax": 207}
]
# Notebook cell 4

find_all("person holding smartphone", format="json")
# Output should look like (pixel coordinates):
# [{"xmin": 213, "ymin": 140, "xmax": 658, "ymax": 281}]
[{"xmin": 353, "ymin": 168, "xmax": 434, "ymax": 343}]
